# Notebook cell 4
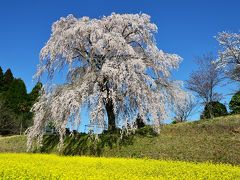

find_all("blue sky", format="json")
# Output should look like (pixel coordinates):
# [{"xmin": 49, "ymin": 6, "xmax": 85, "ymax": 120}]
[{"xmin": 0, "ymin": 0, "xmax": 240, "ymax": 121}]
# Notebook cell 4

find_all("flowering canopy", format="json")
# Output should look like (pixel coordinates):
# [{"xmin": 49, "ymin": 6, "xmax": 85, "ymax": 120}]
[
  {"xmin": 27, "ymin": 13, "xmax": 185, "ymax": 149},
  {"xmin": 217, "ymin": 32, "xmax": 240, "ymax": 81}
]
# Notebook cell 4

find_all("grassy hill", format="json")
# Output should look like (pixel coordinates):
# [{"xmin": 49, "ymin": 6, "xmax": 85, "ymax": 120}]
[
  {"xmin": 1, "ymin": 115, "xmax": 240, "ymax": 165},
  {"xmin": 0, "ymin": 135, "xmax": 26, "ymax": 153}
]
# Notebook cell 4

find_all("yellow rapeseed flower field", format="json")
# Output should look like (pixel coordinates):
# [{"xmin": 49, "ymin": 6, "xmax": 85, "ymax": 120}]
[{"xmin": 0, "ymin": 153, "xmax": 240, "ymax": 179}]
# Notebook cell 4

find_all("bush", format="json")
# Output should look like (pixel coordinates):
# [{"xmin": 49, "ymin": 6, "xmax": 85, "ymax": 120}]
[
  {"xmin": 229, "ymin": 91, "xmax": 240, "ymax": 114},
  {"xmin": 200, "ymin": 101, "xmax": 228, "ymax": 119},
  {"xmin": 171, "ymin": 120, "xmax": 177, "ymax": 124}
]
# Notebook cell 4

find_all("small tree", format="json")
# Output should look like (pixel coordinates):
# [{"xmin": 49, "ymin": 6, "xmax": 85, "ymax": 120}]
[
  {"xmin": 174, "ymin": 93, "xmax": 197, "ymax": 122},
  {"xmin": 27, "ymin": 13, "xmax": 186, "ymax": 150},
  {"xmin": 186, "ymin": 53, "xmax": 224, "ymax": 104},
  {"xmin": 229, "ymin": 91, "xmax": 240, "ymax": 114},
  {"xmin": 200, "ymin": 101, "xmax": 228, "ymax": 119},
  {"xmin": 216, "ymin": 32, "xmax": 240, "ymax": 82}
]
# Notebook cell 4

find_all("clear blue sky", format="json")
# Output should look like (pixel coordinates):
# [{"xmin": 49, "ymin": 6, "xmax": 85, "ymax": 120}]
[{"xmin": 0, "ymin": 0, "xmax": 239, "ymax": 120}]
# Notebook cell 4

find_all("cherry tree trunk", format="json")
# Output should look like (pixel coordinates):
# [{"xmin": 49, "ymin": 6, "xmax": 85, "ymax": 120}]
[
  {"xmin": 101, "ymin": 77, "xmax": 116, "ymax": 131},
  {"xmin": 105, "ymin": 98, "xmax": 116, "ymax": 131}
]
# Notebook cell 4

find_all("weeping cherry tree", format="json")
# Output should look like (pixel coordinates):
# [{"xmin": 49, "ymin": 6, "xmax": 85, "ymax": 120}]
[{"xmin": 27, "ymin": 13, "xmax": 186, "ymax": 150}]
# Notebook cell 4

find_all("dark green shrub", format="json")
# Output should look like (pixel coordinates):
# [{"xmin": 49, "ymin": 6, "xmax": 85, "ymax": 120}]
[
  {"xmin": 200, "ymin": 101, "xmax": 228, "ymax": 119},
  {"xmin": 229, "ymin": 91, "xmax": 240, "ymax": 114},
  {"xmin": 171, "ymin": 120, "xmax": 177, "ymax": 124}
]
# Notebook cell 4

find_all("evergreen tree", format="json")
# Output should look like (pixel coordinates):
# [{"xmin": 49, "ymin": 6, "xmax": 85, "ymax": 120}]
[
  {"xmin": 201, "ymin": 101, "xmax": 228, "ymax": 119},
  {"xmin": 3, "ymin": 68, "xmax": 14, "ymax": 83},
  {"xmin": 2, "ymin": 68, "xmax": 14, "ymax": 90},
  {"xmin": 229, "ymin": 91, "xmax": 240, "ymax": 114},
  {"xmin": 0, "ymin": 69, "xmax": 43, "ymax": 135},
  {"xmin": 0, "ymin": 67, "xmax": 3, "ymax": 92},
  {"xmin": 0, "ymin": 66, "xmax": 3, "ymax": 85},
  {"xmin": 0, "ymin": 101, "xmax": 18, "ymax": 135},
  {"xmin": 28, "ymin": 82, "xmax": 42, "ymax": 104},
  {"xmin": 4, "ymin": 79, "xmax": 27, "ymax": 113},
  {"xmin": 1, "ymin": 79, "xmax": 29, "ymax": 134}
]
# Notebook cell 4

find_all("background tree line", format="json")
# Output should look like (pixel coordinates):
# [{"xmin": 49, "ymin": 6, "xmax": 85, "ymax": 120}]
[{"xmin": 0, "ymin": 66, "xmax": 42, "ymax": 135}]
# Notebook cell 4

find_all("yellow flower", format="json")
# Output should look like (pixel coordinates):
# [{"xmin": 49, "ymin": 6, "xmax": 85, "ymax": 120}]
[{"xmin": 0, "ymin": 153, "xmax": 239, "ymax": 180}]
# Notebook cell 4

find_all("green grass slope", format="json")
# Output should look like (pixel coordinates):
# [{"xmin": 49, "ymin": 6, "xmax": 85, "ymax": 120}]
[
  {"xmin": 0, "ymin": 135, "xmax": 26, "ymax": 153},
  {"xmin": 0, "ymin": 115, "xmax": 240, "ymax": 164},
  {"xmin": 103, "ymin": 115, "xmax": 240, "ymax": 164}
]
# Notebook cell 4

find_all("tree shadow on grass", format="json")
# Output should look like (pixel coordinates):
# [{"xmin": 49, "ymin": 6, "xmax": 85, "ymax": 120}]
[
  {"xmin": 39, "ymin": 126, "xmax": 156, "ymax": 156},
  {"xmin": 39, "ymin": 130, "xmax": 135, "ymax": 156}
]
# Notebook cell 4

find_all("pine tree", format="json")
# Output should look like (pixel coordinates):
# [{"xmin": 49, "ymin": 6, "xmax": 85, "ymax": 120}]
[
  {"xmin": 3, "ymin": 78, "xmax": 27, "ymax": 112},
  {"xmin": 3, "ymin": 79, "xmax": 28, "ymax": 134},
  {"xmin": 0, "ymin": 66, "xmax": 3, "ymax": 91},
  {"xmin": 3, "ymin": 68, "xmax": 14, "ymax": 90},
  {"xmin": 0, "ymin": 69, "xmax": 38, "ymax": 135},
  {"xmin": 29, "ymin": 82, "xmax": 42, "ymax": 104},
  {"xmin": 0, "ymin": 66, "xmax": 3, "ymax": 81}
]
